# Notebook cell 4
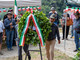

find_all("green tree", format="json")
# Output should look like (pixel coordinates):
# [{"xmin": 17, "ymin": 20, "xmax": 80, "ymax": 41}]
[{"xmin": 42, "ymin": 0, "xmax": 66, "ymax": 18}]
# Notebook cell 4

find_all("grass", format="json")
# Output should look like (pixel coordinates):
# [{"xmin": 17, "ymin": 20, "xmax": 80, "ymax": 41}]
[
  {"xmin": 1, "ymin": 47, "xmax": 74, "ymax": 60},
  {"xmin": 28, "ymin": 47, "xmax": 73, "ymax": 60}
]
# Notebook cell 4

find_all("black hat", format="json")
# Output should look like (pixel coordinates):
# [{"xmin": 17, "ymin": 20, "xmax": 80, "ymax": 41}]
[{"xmin": 8, "ymin": 9, "xmax": 13, "ymax": 12}]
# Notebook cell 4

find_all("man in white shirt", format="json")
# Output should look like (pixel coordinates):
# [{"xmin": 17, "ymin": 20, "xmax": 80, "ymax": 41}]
[{"xmin": 0, "ymin": 19, "xmax": 5, "ymax": 55}]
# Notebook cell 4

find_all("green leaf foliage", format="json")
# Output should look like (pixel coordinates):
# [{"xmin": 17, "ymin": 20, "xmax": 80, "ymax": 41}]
[
  {"xmin": 73, "ymin": 50, "xmax": 80, "ymax": 60},
  {"xmin": 18, "ymin": 10, "xmax": 52, "ymax": 46}
]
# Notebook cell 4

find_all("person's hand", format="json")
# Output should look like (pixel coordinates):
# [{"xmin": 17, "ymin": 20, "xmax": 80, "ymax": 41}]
[
  {"xmin": 58, "ymin": 40, "xmax": 61, "ymax": 44},
  {"xmin": 2, "ymin": 35, "xmax": 6, "ymax": 41},
  {"xmin": 16, "ymin": 22, "xmax": 18, "ymax": 24},
  {"xmin": 10, "ymin": 23, "xmax": 12, "ymax": 26},
  {"xmin": 16, "ymin": 41, "xmax": 17, "ymax": 46},
  {"xmin": 2, "ymin": 34, "xmax": 5, "ymax": 38},
  {"xmin": 10, "ymin": 26, "xmax": 13, "ymax": 28}
]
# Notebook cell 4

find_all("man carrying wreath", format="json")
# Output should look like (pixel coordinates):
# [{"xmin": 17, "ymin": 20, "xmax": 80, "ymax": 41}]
[{"xmin": 46, "ymin": 14, "xmax": 61, "ymax": 60}]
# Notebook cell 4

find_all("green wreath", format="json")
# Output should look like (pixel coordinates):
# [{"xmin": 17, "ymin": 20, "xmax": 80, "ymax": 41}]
[{"xmin": 18, "ymin": 10, "xmax": 51, "ymax": 46}]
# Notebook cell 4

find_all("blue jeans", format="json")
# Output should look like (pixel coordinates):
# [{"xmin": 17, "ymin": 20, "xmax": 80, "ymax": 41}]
[
  {"xmin": 6, "ymin": 30, "xmax": 14, "ymax": 49},
  {"xmin": 71, "ymin": 25, "xmax": 73, "ymax": 37},
  {"xmin": 74, "ymin": 30, "xmax": 80, "ymax": 50}
]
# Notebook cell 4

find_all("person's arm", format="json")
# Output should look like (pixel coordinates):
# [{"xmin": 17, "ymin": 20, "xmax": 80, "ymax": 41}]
[
  {"xmin": 13, "ymin": 20, "xmax": 16, "ymax": 27},
  {"xmin": 4, "ymin": 20, "xmax": 10, "ymax": 28},
  {"xmin": 60, "ymin": 19, "xmax": 63, "ymax": 26},
  {"xmin": 49, "ymin": 12, "xmax": 52, "ymax": 18},
  {"xmin": 3, "ymin": 29, "xmax": 5, "ymax": 38},
  {"xmin": 11, "ymin": 19, "xmax": 16, "ymax": 28},
  {"xmin": 56, "ymin": 26, "xmax": 61, "ymax": 44}
]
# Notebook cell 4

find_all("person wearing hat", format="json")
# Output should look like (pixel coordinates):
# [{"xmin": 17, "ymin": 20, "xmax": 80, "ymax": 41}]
[
  {"xmin": 4, "ymin": 12, "xmax": 16, "ymax": 51},
  {"xmin": 0, "ymin": 18, "xmax": 5, "ymax": 55},
  {"xmin": 8, "ymin": 9, "xmax": 14, "ymax": 19},
  {"xmin": 46, "ymin": 14, "xmax": 61, "ymax": 60},
  {"xmin": 49, "ymin": 7, "xmax": 59, "ymax": 26},
  {"xmin": 73, "ymin": 11, "xmax": 80, "ymax": 52},
  {"xmin": 3, "ymin": 9, "xmax": 14, "ymax": 23}
]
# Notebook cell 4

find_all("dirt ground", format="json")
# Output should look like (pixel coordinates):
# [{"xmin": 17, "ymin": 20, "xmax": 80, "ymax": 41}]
[
  {"xmin": 1, "ymin": 28, "xmax": 75, "ymax": 60},
  {"xmin": 28, "ymin": 48, "xmax": 73, "ymax": 60},
  {"xmin": 1, "ymin": 48, "xmax": 73, "ymax": 60}
]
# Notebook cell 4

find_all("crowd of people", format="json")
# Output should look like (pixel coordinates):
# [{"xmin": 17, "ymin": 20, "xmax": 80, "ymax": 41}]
[
  {"xmin": 0, "ymin": 7, "xmax": 80, "ymax": 60},
  {"xmin": 61, "ymin": 9, "xmax": 80, "ymax": 52},
  {"xmin": 46, "ymin": 7, "xmax": 80, "ymax": 60},
  {"xmin": 0, "ymin": 10, "xmax": 21, "ymax": 55}
]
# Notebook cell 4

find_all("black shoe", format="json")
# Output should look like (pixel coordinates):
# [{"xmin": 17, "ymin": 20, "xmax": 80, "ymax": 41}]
[
  {"xmin": 0, "ymin": 52, "xmax": 3, "ymax": 55},
  {"xmin": 73, "ymin": 50, "xmax": 78, "ymax": 52},
  {"xmin": 8, "ymin": 48, "xmax": 11, "ymax": 51},
  {"xmin": 66, "ymin": 38, "xmax": 68, "ymax": 40},
  {"xmin": 13, "ymin": 45, "xmax": 16, "ymax": 46},
  {"xmin": 10, "ymin": 48, "xmax": 13, "ymax": 51},
  {"xmin": 62, "ymin": 38, "xmax": 64, "ymax": 40}
]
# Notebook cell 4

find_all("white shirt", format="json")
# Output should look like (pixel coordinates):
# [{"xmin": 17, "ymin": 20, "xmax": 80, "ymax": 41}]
[{"xmin": 0, "ymin": 21, "xmax": 5, "ymax": 33}]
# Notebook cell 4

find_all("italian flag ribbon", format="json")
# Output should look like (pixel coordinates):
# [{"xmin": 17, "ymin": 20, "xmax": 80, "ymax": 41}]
[
  {"xmin": 79, "ymin": 8, "xmax": 80, "ymax": 13},
  {"xmin": 14, "ymin": 0, "xmax": 18, "ymax": 18},
  {"xmin": 19, "ymin": 14, "xmax": 45, "ymax": 47}
]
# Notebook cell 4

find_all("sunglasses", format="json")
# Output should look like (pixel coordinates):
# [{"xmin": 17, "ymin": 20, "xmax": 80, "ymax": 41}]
[{"xmin": 51, "ymin": 18, "xmax": 55, "ymax": 20}]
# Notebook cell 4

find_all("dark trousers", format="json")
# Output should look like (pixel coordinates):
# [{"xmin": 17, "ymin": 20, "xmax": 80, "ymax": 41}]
[
  {"xmin": 18, "ymin": 44, "xmax": 31, "ymax": 60},
  {"xmin": 23, "ymin": 44, "xmax": 31, "ymax": 60},
  {"xmin": 13, "ymin": 29, "xmax": 17, "ymax": 46},
  {"xmin": 62, "ymin": 26, "xmax": 70, "ymax": 39},
  {"xmin": 19, "ymin": 46, "xmax": 22, "ymax": 60},
  {"xmin": 74, "ymin": 30, "xmax": 80, "ymax": 50}
]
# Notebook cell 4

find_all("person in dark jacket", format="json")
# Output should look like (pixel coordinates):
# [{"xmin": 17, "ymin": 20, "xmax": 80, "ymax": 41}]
[
  {"xmin": 73, "ymin": 11, "xmax": 80, "ymax": 52},
  {"xmin": 46, "ymin": 14, "xmax": 61, "ymax": 60},
  {"xmin": 49, "ymin": 7, "xmax": 59, "ymax": 26},
  {"xmin": 4, "ymin": 12, "xmax": 16, "ymax": 51}
]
